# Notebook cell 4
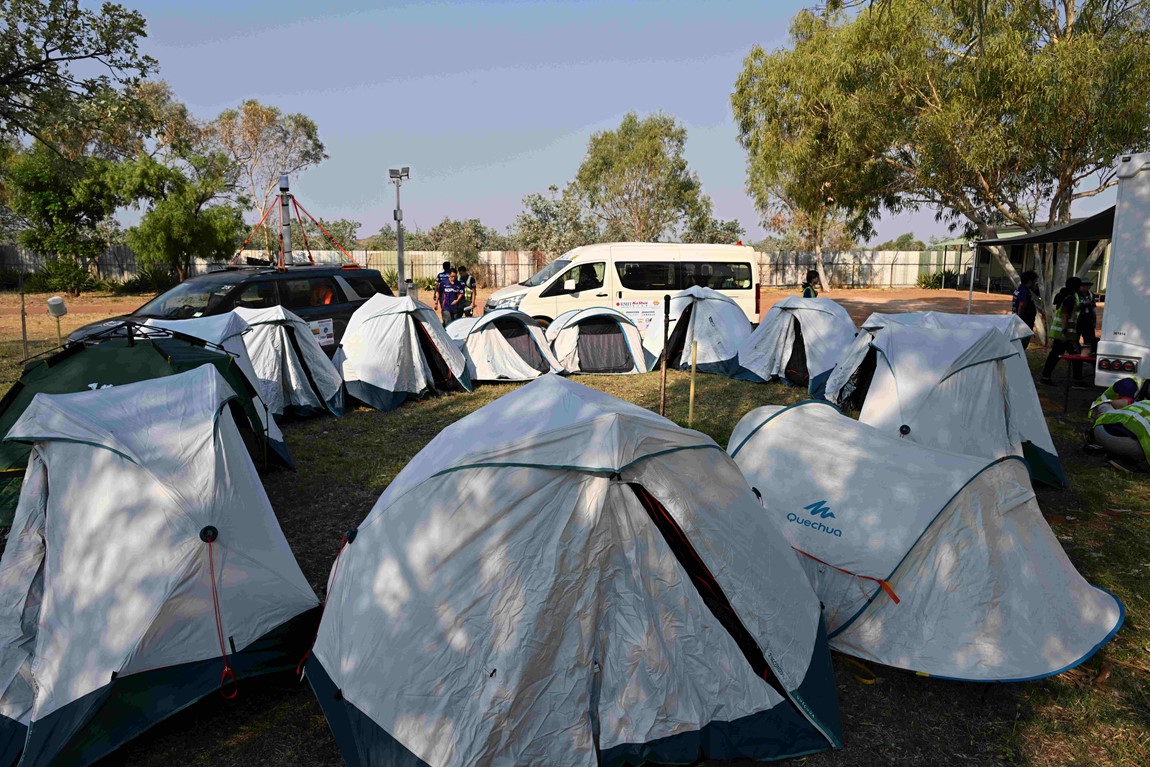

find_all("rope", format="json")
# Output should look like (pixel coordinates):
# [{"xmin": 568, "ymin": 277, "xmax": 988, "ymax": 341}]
[
  {"xmin": 232, "ymin": 195, "xmax": 281, "ymax": 264},
  {"xmin": 793, "ymin": 548, "xmax": 901, "ymax": 604},
  {"xmin": 205, "ymin": 535, "xmax": 238, "ymax": 699},
  {"xmin": 296, "ymin": 531, "xmax": 352, "ymax": 679},
  {"xmin": 291, "ymin": 198, "xmax": 360, "ymax": 267},
  {"xmin": 291, "ymin": 197, "xmax": 316, "ymax": 265}
]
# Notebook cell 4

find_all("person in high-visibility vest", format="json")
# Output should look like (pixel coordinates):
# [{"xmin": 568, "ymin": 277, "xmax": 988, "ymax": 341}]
[
  {"xmin": 459, "ymin": 265, "xmax": 478, "ymax": 317},
  {"xmin": 1040, "ymin": 276, "xmax": 1085, "ymax": 386},
  {"xmin": 1093, "ymin": 400, "xmax": 1150, "ymax": 470},
  {"xmin": 801, "ymin": 270, "xmax": 820, "ymax": 298}
]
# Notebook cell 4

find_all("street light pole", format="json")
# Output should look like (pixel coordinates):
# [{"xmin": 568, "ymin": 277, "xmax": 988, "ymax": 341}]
[{"xmin": 389, "ymin": 167, "xmax": 410, "ymax": 295}]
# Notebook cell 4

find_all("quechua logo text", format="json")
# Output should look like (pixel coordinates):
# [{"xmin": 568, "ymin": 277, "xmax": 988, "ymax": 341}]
[{"xmin": 786, "ymin": 500, "xmax": 842, "ymax": 537}]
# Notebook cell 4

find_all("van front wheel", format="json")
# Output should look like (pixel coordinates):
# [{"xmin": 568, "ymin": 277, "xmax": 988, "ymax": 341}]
[{"xmin": 532, "ymin": 316, "xmax": 552, "ymax": 330}]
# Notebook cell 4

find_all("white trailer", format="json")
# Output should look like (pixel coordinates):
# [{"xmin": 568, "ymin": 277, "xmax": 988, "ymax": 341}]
[{"xmin": 1096, "ymin": 152, "xmax": 1150, "ymax": 387}]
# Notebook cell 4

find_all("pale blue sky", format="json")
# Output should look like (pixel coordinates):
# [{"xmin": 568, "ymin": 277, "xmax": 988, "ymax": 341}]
[{"xmin": 129, "ymin": 0, "xmax": 1112, "ymax": 245}]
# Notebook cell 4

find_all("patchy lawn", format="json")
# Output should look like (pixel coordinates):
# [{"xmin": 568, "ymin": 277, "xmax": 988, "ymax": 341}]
[{"xmin": 0, "ymin": 286, "xmax": 1145, "ymax": 766}]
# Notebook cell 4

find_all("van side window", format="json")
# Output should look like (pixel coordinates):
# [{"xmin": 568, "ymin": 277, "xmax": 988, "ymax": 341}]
[
  {"xmin": 680, "ymin": 262, "xmax": 753, "ymax": 290},
  {"xmin": 615, "ymin": 262, "xmax": 677, "ymax": 290},
  {"xmin": 543, "ymin": 262, "xmax": 606, "ymax": 296}
]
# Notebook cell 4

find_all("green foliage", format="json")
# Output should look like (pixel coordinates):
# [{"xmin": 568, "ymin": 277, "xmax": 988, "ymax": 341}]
[
  {"xmin": 426, "ymin": 217, "xmax": 507, "ymax": 267},
  {"xmin": 513, "ymin": 184, "xmax": 600, "ymax": 255},
  {"xmin": 24, "ymin": 255, "xmax": 94, "ymax": 294},
  {"xmin": 290, "ymin": 217, "xmax": 360, "ymax": 254},
  {"xmin": 0, "ymin": 0, "xmax": 156, "ymax": 142},
  {"xmin": 122, "ymin": 152, "xmax": 245, "ymax": 281},
  {"xmin": 733, "ymin": 1, "xmax": 1150, "ymax": 312},
  {"xmin": 680, "ymin": 196, "xmax": 746, "ymax": 244},
  {"xmin": 575, "ymin": 111, "xmax": 707, "ymax": 241},
  {"xmin": 380, "ymin": 268, "xmax": 399, "ymax": 291},
  {"xmin": 916, "ymin": 268, "xmax": 958, "ymax": 290},
  {"xmin": 416, "ymin": 276, "xmax": 437, "ymax": 292},
  {"xmin": 4, "ymin": 142, "xmax": 123, "ymax": 283},
  {"xmin": 116, "ymin": 262, "xmax": 178, "ymax": 294},
  {"xmin": 875, "ymin": 232, "xmax": 926, "ymax": 251}
]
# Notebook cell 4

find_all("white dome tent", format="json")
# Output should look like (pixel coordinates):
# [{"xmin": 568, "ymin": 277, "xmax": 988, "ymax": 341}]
[
  {"xmin": 445, "ymin": 310, "xmax": 565, "ymax": 382},
  {"xmin": 736, "ymin": 297, "xmax": 857, "ymax": 396},
  {"xmin": 546, "ymin": 307, "xmax": 651, "ymax": 374},
  {"xmin": 643, "ymin": 286, "xmax": 752, "ymax": 376},
  {"xmin": 333, "ymin": 294, "xmax": 472, "ymax": 411},
  {"xmin": 826, "ymin": 312, "xmax": 1065, "ymax": 487},
  {"xmin": 728, "ymin": 401, "xmax": 1123, "ymax": 681},
  {"xmin": 142, "ymin": 313, "xmax": 292, "ymax": 466},
  {"xmin": 233, "ymin": 306, "xmax": 345, "ymax": 418},
  {"xmin": 304, "ymin": 376, "xmax": 842, "ymax": 766},
  {"xmin": 0, "ymin": 368, "xmax": 319, "ymax": 767}
]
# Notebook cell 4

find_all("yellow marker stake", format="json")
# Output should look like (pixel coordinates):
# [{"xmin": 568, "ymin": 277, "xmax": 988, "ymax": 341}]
[{"xmin": 688, "ymin": 340, "xmax": 698, "ymax": 427}]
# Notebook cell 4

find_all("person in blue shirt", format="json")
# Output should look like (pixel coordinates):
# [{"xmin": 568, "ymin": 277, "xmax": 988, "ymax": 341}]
[
  {"xmin": 433, "ymin": 261, "xmax": 452, "ymax": 311},
  {"xmin": 440, "ymin": 269, "xmax": 465, "ymax": 325},
  {"xmin": 1011, "ymin": 270, "xmax": 1039, "ymax": 349}
]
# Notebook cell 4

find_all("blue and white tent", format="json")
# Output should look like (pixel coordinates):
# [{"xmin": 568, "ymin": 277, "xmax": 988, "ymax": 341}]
[
  {"xmin": 234, "ymin": 306, "xmax": 345, "ymax": 418},
  {"xmin": 728, "ymin": 401, "xmax": 1123, "ymax": 682},
  {"xmin": 0, "ymin": 368, "xmax": 319, "ymax": 767},
  {"xmin": 445, "ymin": 310, "xmax": 565, "ymax": 382},
  {"xmin": 736, "ymin": 297, "xmax": 856, "ymax": 396},
  {"xmin": 825, "ymin": 312, "xmax": 1065, "ymax": 487},
  {"xmin": 305, "ymin": 376, "xmax": 842, "ymax": 766},
  {"xmin": 546, "ymin": 307, "xmax": 651, "ymax": 374},
  {"xmin": 334, "ymin": 294, "xmax": 472, "ymax": 411},
  {"xmin": 643, "ymin": 286, "xmax": 752, "ymax": 376}
]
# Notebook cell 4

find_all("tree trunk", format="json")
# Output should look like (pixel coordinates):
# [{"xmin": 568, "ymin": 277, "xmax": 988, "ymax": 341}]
[
  {"xmin": 1075, "ymin": 239, "xmax": 1109, "ymax": 280},
  {"xmin": 814, "ymin": 242, "xmax": 830, "ymax": 291}
]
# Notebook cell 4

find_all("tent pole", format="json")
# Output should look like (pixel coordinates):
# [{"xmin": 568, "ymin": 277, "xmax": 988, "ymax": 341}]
[
  {"xmin": 659, "ymin": 294, "xmax": 670, "ymax": 416},
  {"xmin": 688, "ymin": 341, "xmax": 698, "ymax": 427}
]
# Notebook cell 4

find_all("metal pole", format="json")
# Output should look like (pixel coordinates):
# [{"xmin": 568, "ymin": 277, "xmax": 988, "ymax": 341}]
[
  {"xmin": 279, "ymin": 175, "xmax": 292, "ymax": 267},
  {"xmin": 18, "ymin": 272, "xmax": 28, "ymax": 360},
  {"xmin": 395, "ymin": 180, "xmax": 406, "ymax": 296},
  {"xmin": 966, "ymin": 246, "xmax": 975, "ymax": 314},
  {"xmin": 688, "ymin": 341, "xmax": 698, "ymax": 427},
  {"xmin": 658, "ymin": 294, "xmax": 670, "ymax": 416}
]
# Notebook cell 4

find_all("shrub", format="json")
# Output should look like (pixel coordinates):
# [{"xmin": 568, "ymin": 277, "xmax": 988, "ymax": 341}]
[
  {"xmin": 116, "ymin": 263, "xmax": 177, "ymax": 295},
  {"xmin": 0, "ymin": 269, "xmax": 26, "ymax": 290},
  {"xmin": 380, "ymin": 268, "xmax": 399, "ymax": 291},
  {"xmin": 417, "ymin": 276, "xmax": 438, "ymax": 293},
  {"xmin": 917, "ymin": 269, "xmax": 957, "ymax": 290},
  {"xmin": 25, "ymin": 257, "xmax": 94, "ymax": 295}
]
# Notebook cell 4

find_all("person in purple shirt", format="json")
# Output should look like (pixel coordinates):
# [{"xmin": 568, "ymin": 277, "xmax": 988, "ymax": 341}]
[{"xmin": 440, "ymin": 269, "xmax": 465, "ymax": 325}]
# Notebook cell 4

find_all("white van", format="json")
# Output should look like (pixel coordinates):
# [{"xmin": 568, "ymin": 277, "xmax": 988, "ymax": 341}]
[{"xmin": 485, "ymin": 243, "xmax": 760, "ymax": 332}]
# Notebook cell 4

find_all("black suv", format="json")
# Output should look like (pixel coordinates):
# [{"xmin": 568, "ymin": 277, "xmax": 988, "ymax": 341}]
[{"xmin": 70, "ymin": 265, "xmax": 393, "ymax": 351}]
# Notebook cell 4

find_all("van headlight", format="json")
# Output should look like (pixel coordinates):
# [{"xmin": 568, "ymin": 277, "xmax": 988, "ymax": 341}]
[{"xmin": 490, "ymin": 294, "xmax": 524, "ymax": 310}]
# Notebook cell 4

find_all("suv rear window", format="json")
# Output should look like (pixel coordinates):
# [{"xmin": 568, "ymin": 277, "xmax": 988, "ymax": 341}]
[{"xmin": 344, "ymin": 275, "xmax": 384, "ymax": 299}]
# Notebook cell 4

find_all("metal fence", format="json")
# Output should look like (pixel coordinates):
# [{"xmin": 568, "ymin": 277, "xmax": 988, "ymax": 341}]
[{"xmin": 1, "ymin": 244, "xmax": 965, "ymax": 290}]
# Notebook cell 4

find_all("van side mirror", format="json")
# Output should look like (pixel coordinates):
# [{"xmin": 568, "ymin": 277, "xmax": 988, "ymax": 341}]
[{"xmin": 563, "ymin": 279, "xmax": 577, "ymax": 292}]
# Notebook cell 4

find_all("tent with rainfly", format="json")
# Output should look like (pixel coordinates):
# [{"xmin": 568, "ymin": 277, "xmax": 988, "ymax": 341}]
[
  {"xmin": 727, "ymin": 401, "xmax": 1123, "ymax": 681},
  {"xmin": 643, "ymin": 286, "xmax": 752, "ymax": 376},
  {"xmin": 545, "ymin": 307, "xmax": 651, "ymax": 374},
  {"xmin": 333, "ymin": 294, "xmax": 472, "ymax": 411},
  {"xmin": 233, "ymin": 306, "xmax": 345, "ymax": 417},
  {"xmin": 826, "ymin": 311, "xmax": 1065, "ymax": 487},
  {"xmin": 304, "ymin": 375, "xmax": 842, "ymax": 766},
  {"xmin": 735, "ymin": 297, "xmax": 857, "ymax": 396},
  {"xmin": 0, "ymin": 366, "xmax": 319, "ymax": 767},
  {"xmin": 0, "ymin": 322, "xmax": 290, "ymax": 527},
  {"xmin": 142, "ymin": 313, "xmax": 291, "ymax": 464},
  {"xmin": 445, "ymin": 310, "xmax": 565, "ymax": 382}
]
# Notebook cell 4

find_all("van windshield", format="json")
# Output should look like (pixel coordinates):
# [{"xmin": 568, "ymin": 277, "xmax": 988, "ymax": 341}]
[{"xmin": 520, "ymin": 259, "xmax": 571, "ymax": 288}]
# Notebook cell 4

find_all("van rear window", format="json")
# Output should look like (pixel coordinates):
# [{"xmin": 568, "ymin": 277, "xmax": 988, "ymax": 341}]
[{"xmin": 680, "ymin": 262, "xmax": 753, "ymax": 290}]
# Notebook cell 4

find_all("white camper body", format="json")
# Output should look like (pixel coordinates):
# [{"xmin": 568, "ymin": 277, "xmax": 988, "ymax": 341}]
[{"xmin": 1096, "ymin": 152, "xmax": 1150, "ymax": 387}]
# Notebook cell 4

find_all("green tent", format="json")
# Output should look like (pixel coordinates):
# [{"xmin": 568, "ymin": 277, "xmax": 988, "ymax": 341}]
[{"xmin": 0, "ymin": 323, "xmax": 291, "ymax": 525}]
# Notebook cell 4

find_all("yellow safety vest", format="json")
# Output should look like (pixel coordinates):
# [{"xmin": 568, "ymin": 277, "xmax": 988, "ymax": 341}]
[{"xmin": 1050, "ymin": 293, "xmax": 1081, "ymax": 340}]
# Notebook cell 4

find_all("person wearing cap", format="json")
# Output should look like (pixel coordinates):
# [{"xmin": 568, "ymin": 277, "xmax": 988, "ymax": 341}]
[
  {"xmin": 1040, "ymin": 275, "xmax": 1085, "ymax": 386},
  {"xmin": 1012, "ymin": 270, "xmax": 1040, "ymax": 349},
  {"xmin": 1077, "ymin": 278, "xmax": 1098, "ymax": 357}
]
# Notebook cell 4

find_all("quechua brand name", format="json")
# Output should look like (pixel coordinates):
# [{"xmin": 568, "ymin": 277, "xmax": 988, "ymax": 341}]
[{"xmin": 786, "ymin": 500, "xmax": 843, "ymax": 537}]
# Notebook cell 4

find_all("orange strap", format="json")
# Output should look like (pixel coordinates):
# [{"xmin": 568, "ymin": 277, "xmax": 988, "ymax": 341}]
[
  {"xmin": 292, "ymin": 198, "xmax": 360, "ymax": 267},
  {"xmin": 232, "ymin": 195, "xmax": 281, "ymax": 264},
  {"xmin": 291, "ymin": 197, "xmax": 316, "ymax": 265},
  {"xmin": 794, "ymin": 548, "xmax": 901, "ymax": 604},
  {"xmin": 206, "ymin": 539, "xmax": 239, "ymax": 699}
]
